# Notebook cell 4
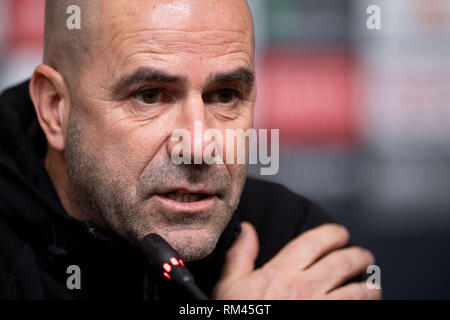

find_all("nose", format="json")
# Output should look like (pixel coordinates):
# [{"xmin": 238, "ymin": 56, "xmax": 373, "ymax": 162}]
[{"xmin": 166, "ymin": 94, "xmax": 217, "ymax": 164}]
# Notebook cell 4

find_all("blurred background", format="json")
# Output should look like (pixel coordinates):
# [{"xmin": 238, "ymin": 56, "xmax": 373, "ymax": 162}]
[{"xmin": 1, "ymin": 0, "xmax": 449, "ymax": 299}]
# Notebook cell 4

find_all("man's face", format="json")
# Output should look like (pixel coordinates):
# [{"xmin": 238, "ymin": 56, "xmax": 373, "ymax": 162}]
[{"xmin": 64, "ymin": 0, "xmax": 255, "ymax": 261}]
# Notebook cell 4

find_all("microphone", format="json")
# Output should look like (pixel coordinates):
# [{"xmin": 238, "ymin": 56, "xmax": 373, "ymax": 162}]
[{"xmin": 139, "ymin": 233, "xmax": 209, "ymax": 300}]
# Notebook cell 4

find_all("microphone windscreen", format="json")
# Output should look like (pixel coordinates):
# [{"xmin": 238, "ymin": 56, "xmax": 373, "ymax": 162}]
[
  {"xmin": 139, "ymin": 233, "xmax": 208, "ymax": 299},
  {"xmin": 139, "ymin": 233, "xmax": 181, "ymax": 267}
]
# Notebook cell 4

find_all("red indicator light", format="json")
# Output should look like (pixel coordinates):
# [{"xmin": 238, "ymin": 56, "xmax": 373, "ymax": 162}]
[
  {"xmin": 179, "ymin": 259, "xmax": 185, "ymax": 267},
  {"xmin": 163, "ymin": 263, "xmax": 172, "ymax": 273},
  {"xmin": 170, "ymin": 257, "xmax": 179, "ymax": 265},
  {"xmin": 163, "ymin": 272, "xmax": 171, "ymax": 280}
]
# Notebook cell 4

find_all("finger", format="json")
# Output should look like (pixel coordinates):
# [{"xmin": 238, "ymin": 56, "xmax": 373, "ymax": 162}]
[
  {"xmin": 267, "ymin": 223, "xmax": 349, "ymax": 271},
  {"xmin": 325, "ymin": 282, "xmax": 382, "ymax": 300},
  {"xmin": 218, "ymin": 222, "xmax": 259, "ymax": 283},
  {"xmin": 308, "ymin": 247, "xmax": 375, "ymax": 294}
]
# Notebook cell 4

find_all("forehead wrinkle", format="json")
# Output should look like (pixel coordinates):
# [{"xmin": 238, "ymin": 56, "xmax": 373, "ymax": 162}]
[
  {"xmin": 110, "ymin": 49, "xmax": 252, "ymax": 91},
  {"xmin": 107, "ymin": 30, "xmax": 253, "ymax": 79},
  {"xmin": 114, "ymin": 48, "xmax": 252, "ymax": 83},
  {"xmin": 92, "ymin": 1, "xmax": 254, "ymax": 88},
  {"xmin": 110, "ymin": 29, "xmax": 252, "ymax": 52}
]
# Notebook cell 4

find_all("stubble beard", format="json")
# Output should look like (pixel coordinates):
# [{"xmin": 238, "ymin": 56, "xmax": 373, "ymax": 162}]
[{"xmin": 64, "ymin": 109, "xmax": 247, "ymax": 261}]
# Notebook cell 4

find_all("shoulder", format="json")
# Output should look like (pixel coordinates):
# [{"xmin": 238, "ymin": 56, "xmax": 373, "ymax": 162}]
[
  {"xmin": 237, "ymin": 177, "xmax": 336, "ymax": 267},
  {"xmin": 238, "ymin": 177, "xmax": 335, "ymax": 228},
  {"xmin": 0, "ymin": 80, "xmax": 32, "ymax": 116}
]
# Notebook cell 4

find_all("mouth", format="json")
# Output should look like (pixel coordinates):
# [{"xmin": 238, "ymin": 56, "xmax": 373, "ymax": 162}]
[
  {"xmin": 163, "ymin": 190, "xmax": 211, "ymax": 203},
  {"xmin": 152, "ymin": 188, "xmax": 217, "ymax": 212}
]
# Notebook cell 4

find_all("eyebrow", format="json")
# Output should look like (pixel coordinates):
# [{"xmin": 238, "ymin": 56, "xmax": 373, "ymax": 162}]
[
  {"xmin": 205, "ymin": 67, "xmax": 255, "ymax": 89},
  {"xmin": 112, "ymin": 66, "xmax": 255, "ymax": 95},
  {"xmin": 112, "ymin": 67, "xmax": 187, "ymax": 93}
]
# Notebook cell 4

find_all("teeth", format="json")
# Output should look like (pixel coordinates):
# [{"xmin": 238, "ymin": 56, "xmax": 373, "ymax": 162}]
[{"xmin": 165, "ymin": 191, "xmax": 205, "ymax": 202}]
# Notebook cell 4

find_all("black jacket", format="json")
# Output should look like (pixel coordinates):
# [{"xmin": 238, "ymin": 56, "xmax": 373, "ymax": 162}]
[{"xmin": 0, "ymin": 81, "xmax": 335, "ymax": 300}]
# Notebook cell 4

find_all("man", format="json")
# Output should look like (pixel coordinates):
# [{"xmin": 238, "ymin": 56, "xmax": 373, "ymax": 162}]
[{"xmin": 0, "ymin": 0, "xmax": 380, "ymax": 299}]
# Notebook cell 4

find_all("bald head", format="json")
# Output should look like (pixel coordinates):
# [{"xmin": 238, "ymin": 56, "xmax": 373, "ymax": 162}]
[
  {"xmin": 44, "ymin": 1, "xmax": 91, "ymax": 82},
  {"xmin": 44, "ymin": 0, "xmax": 254, "ymax": 87}
]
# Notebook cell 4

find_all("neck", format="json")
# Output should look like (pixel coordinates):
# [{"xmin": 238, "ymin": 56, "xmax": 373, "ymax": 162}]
[{"xmin": 44, "ymin": 147, "xmax": 89, "ymax": 221}]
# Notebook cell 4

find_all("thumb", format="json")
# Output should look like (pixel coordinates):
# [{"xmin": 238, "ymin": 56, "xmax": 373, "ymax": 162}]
[{"xmin": 219, "ymin": 222, "xmax": 259, "ymax": 282}]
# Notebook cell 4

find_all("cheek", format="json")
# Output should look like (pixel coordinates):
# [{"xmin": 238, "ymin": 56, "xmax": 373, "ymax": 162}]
[
  {"xmin": 80, "ymin": 112, "xmax": 171, "ymax": 182},
  {"xmin": 215, "ymin": 118, "xmax": 254, "ymax": 165},
  {"xmin": 226, "ymin": 162, "xmax": 248, "ymax": 180},
  {"xmin": 224, "ymin": 162, "xmax": 248, "ymax": 203}
]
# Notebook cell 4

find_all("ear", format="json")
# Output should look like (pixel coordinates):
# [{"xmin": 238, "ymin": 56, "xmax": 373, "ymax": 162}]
[{"xmin": 29, "ymin": 64, "xmax": 70, "ymax": 151}]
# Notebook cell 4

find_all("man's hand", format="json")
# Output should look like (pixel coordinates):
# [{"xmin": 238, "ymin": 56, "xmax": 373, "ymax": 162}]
[{"xmin": 212, "ymin": 222, "xmax": 382, "ymax": 300}]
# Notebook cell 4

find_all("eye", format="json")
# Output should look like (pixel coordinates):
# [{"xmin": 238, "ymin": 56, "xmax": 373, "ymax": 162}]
[
  {"xmin": 134, "ymin": 88, "xmax": 170, "ymax": 104},
  {"xmin": 203, "ymin": 88, "xmax": 241, "ymax": 104}
]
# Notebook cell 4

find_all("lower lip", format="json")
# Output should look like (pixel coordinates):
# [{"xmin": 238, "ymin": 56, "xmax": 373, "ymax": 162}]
[{"xmin": 153, "ymin": 194, "xmax": 216, "ymax": 212}]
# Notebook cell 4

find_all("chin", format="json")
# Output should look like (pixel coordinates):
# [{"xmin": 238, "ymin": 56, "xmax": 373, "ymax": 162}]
[{"xmin": 164, "ymin": 227, "xmax": 221, "ymax": 262}]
